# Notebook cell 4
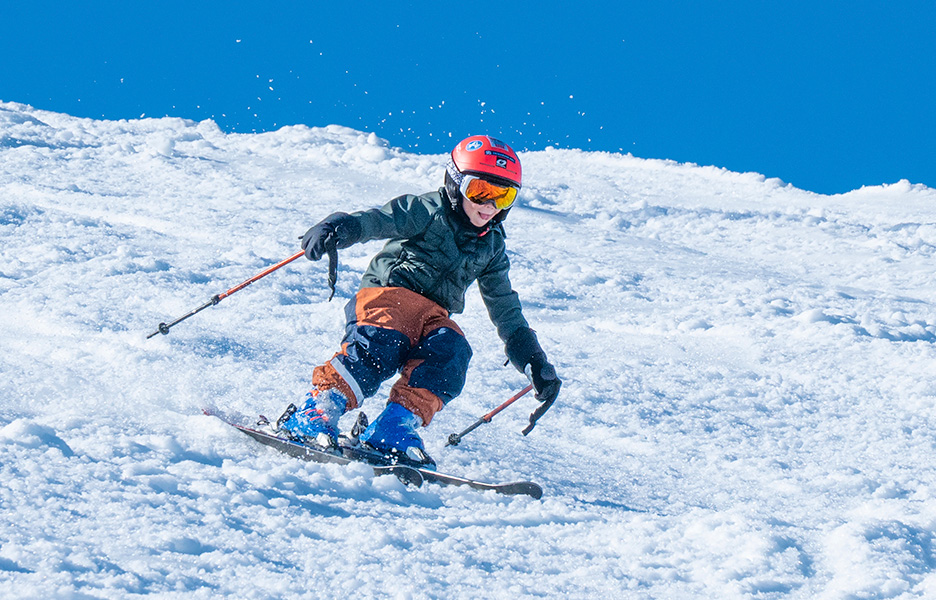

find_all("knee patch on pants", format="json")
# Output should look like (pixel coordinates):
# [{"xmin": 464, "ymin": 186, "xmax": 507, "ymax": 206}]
[{"xmin": 390, "ymin": 326, "xmax": 472, "ymax": 426}]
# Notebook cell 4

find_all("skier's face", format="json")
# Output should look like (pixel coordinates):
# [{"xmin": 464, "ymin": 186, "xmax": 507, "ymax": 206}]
[{"xmin": 462, "ymin": 196, "xmax": 501, "ymax": 227}]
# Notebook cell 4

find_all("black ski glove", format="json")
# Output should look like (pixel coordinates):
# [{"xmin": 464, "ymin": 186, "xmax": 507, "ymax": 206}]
[
  {"xmin": 301, "ymin": 212, "xmax": 362, "ymax": 261},
  {"xmin": 505, "ymin": 328, "xmax": 561, "ymax": 434},
  {"xmin": 527, "ymin": 352, "xmax": 561, "ymax": 406}
]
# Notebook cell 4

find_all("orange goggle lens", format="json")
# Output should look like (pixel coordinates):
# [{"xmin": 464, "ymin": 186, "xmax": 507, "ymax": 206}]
[{"xmin": 461, "ymin": 176, "xmax": 518, "ymax": 211}]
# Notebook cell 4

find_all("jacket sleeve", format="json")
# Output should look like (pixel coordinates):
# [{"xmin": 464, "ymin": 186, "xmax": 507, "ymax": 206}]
[
  {"xmin": 350, "ymin": 193, "xmax": 437, "ymax": 243},
  {"xmin": 477, "ymin": 247, "xmax": 531, "ymax": 346}
]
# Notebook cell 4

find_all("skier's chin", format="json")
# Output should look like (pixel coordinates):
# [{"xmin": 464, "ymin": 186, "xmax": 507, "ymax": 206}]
[{"xmin": 470, "ymin": 212, "xmax": 496, "ymax": 227}]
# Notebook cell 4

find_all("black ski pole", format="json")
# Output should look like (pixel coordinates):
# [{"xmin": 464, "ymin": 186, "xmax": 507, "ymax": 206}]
[
  {"xmin": 147, "ymin": 250, "xmax": 304, "ymax": 339},
  {"xmin": 446, "ymin": 384, "xmax": 534, "ymax": 447}
]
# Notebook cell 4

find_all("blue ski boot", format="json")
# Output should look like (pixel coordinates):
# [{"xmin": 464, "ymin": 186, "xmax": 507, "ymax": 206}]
[
  {"xmin": 277, "ymin": 388, "xmax": 348, "ymax": 450},
  {"xmin": 360, "ymin": 402, "xmax": 436, "ymax": 469}
]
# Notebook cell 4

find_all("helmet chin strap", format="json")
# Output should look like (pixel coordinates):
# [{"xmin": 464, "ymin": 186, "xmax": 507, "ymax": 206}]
[{"xmin": 444, "ymin": 169, "xmax": 463, "ymax": 210}]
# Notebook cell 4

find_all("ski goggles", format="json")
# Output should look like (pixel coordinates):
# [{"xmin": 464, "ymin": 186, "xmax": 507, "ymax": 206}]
[{"xmin": 460, "ymin": 175, "xmax": 519, "ymax": 211}]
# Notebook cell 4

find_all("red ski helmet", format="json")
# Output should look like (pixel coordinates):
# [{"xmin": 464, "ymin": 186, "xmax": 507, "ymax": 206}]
[
  {"xmin": 449, "ymin": 135, "xmax": 522, "ymax": 188},
  {"xmin": 444, "ymin": 135, "xmax": 522, "ymax": 222}
]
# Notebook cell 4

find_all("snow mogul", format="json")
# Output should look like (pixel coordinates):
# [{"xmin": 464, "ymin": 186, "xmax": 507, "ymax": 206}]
[{"xmin": 277, "ymin": 135, "xmax": 561, "ymax": 468}]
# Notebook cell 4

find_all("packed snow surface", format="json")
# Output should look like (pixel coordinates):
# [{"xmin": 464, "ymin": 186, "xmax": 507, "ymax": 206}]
[{"xmin": 2, "ymin": 100, "xmax": 936, "ymax": 599}]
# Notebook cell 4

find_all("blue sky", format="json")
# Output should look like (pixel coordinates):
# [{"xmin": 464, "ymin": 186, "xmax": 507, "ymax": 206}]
[{"xmin": 2, "ymin": 1, "xmax": 934, "ymax": 194}]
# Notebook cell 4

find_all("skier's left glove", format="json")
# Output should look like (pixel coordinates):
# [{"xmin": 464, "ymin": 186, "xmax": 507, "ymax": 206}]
[
  {"xmin": 505, "ymin": 328, "xmax": 561, "ymax": 434},
  {"xmin": 525, "ymin": 352, "xmax": 561, "ymax": 431}
]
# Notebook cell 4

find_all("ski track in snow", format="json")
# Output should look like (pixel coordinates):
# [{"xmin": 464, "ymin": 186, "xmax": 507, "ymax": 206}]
[{"xmin": 2, "ymin": 100, "xmax": 936, "ymax": 599}]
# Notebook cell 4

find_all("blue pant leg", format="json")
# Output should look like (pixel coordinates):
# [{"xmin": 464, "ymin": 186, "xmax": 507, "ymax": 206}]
[{"xmin": 405, "ymin": 327, "xmax": 473, "ymax": 405}]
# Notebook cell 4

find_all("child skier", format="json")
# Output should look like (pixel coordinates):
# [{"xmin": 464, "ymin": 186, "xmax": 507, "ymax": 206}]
[{"xmin": 277, "ymin": 135, "xmax": 561, "ymax": 468}]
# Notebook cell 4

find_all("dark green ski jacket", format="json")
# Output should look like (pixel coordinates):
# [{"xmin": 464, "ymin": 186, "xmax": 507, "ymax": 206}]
[{"xmin": 347, "ymin": 189, "xmax": 530, "ymax": 344}]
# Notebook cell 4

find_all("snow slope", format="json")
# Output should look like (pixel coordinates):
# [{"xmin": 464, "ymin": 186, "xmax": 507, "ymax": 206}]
[{"xmin": 2, "ymin": 100, "xmax": 936, "ymax": 599}]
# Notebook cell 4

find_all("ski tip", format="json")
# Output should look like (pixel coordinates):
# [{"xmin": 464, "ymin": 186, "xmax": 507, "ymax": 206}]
[{"xmin": 501, "ymin": 482, "xmax": 543, "ymax": 499}]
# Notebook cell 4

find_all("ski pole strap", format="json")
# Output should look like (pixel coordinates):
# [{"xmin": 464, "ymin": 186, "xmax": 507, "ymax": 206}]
[
  {"xmin": 522, "ymin": 396, "xmax": 555, "ymax": 436},
  {"xmin": 326, "ymin": 235, "xmax": 338, "ymax": 301}
]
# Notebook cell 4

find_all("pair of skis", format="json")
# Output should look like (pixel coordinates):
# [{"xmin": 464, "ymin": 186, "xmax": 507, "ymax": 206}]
[{"xmin": 205, "ymin": 411, "xmax": 543, "ymax": 499}]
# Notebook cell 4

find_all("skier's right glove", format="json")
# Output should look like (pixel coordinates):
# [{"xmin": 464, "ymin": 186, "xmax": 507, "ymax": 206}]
[{"xmin": 301, "ymin": 212, "xmax": 362, "ymax": 261}]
